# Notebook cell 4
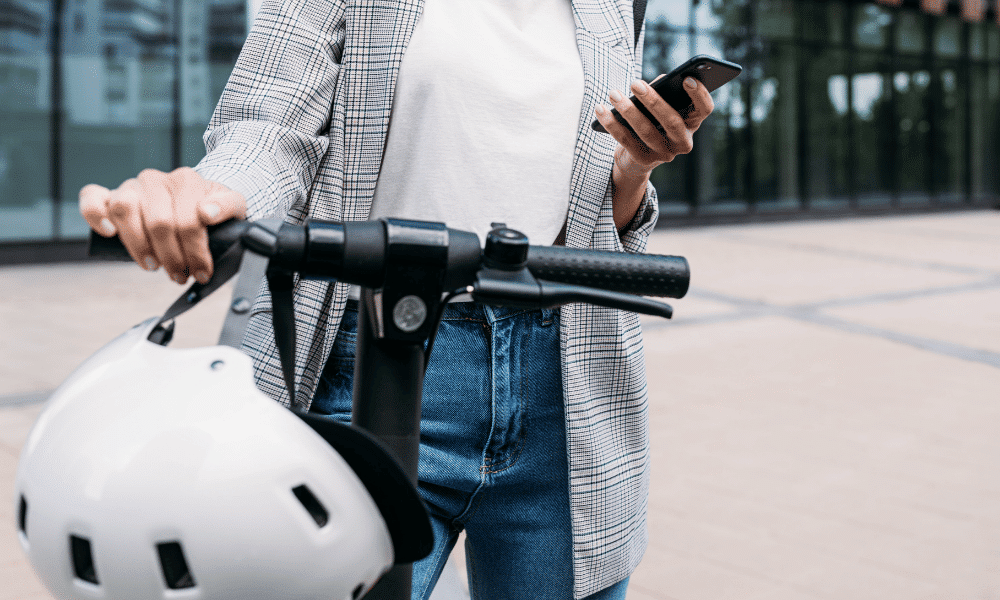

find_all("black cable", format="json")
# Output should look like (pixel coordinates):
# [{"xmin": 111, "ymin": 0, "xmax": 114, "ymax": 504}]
[{"xmin": 423, "ymin": 286, "xmax": 473, "ymax": 366}]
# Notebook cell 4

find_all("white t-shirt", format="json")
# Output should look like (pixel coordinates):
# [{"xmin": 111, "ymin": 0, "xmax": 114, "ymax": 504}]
[{"xmin": 368, "ymin": 0, "xmax": 585, "ymax": 246}]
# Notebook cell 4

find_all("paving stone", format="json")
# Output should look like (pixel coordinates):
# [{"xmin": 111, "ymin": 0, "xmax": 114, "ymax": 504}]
[
  {"xmin": 646, "ymin": 232, "xmax": 982, "ymax": 308},
  {"xmin": 823, "ymin": 287, "xmax": 1000, "ymax": 354}
]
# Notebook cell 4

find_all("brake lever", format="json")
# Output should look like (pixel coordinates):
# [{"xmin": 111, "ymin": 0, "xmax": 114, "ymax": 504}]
[
  {"xmin": 472, "ymin": 268, "xmax": 673, "ymax": 319},
  {"xmin": 537, "ymin": 281, "xmax": 673, "ymax": 318}
]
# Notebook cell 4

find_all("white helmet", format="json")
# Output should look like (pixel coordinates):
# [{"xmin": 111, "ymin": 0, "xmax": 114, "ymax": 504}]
[{"xmin": 14, "ymin": 318, "xmax": 431, "ymax": 600}]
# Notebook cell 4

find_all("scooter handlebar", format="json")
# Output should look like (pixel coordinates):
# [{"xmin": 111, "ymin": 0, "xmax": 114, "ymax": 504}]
[
  {"xmin": 526, "ymin": 246, "xmax": 689, "ymax": 299},
  {"xmin": 87, "ymin": 219, "xmax": 690, "ymax": 300}
]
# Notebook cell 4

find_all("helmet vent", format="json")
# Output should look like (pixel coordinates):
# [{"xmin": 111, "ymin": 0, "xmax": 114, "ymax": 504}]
[
  {"xmin": 157, "ymin": 542, "xmax": 197, "ymax": 589},
  {"xmin": 70, "ymin": 535, "xmax": 99, "ymax": 584},
  {"xmin": 292, "ymin": 484, "xmax": 329, "ymax": 527},
  {"xmin": 17, "ymin": 495, "xmax": 26, "ymax": 538},
  {"xmin": 352, "ymin": 583, "xmax": 365, "ymax": 599}
]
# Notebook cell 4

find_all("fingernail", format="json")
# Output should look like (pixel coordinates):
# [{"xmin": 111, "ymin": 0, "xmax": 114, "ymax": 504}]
[
  {"xmin": 203, "ymin": 203, "xmax": 221, "ymax": 219},
  {"xmin": 609, "ymin": 90, "xmax": 623, "ymax": 103},
  {"xmin": 143, "ymin": 257, "xmax": 159, "ymax": 271},
  {"xmin": 194, "ymin": 271, "xmax": 210, "ymax": 284},
  {"xmin": 684, "ymin": 77, "xmax": 697, "ymax": 90},
  {"xmin": 595, "ymin": 104, "xmax": 606, "ymax": 115},
  {"xmin": 100, "ymin": 218, "xmax": 116, "ymax": 236},
  {"xmin": 632, "ymin": 80, "xmax": 647, "ymax": 95}
]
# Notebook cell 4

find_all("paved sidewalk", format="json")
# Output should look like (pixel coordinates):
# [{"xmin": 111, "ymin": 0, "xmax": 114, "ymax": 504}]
[{"xmin": 2, "ymin": 211, "xmax": 999, "ymax": 599}]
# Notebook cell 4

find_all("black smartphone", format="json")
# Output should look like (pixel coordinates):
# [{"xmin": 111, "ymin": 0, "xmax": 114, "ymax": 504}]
[{"xmin": 592, "ymin": 55, "xmax": 742, "ymax": 135}]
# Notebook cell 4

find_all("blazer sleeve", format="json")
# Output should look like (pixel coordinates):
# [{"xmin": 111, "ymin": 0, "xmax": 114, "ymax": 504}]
[
  {"xmin": 193, "ymin": 0, "xmax": 347, "ymax": 222},
  {"xmin": 617, "ymin": 17, "xmax": 659, "ymax": 255}
]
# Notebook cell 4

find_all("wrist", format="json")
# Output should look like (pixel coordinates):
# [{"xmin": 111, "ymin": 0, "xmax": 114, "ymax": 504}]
[{"xmin": 613, "ymin": 147, "xmax": 654, "ymax": 182}]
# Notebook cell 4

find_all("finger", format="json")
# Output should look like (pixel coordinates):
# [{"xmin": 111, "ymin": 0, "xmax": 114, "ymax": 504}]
[
  {"xmin": 625, "ymin": 80, "xmax": 679, "ymax": 156},
  {"xmin": 169, "ymin": 167, "xmax": 217, "ymax": 284},
  {"xmin": 631, "ymin": 80, "xmax": 694, "ymax": 157},
  {"xmin": 137, "ymin": 169, "xmax": 187, "ymax": 283},
  {"xmin": 79, "ymin": 184, "xmax": 116, "ymax": 237},
  {"xmin": 594, "ymin": 102, "xmax": 663, "ymax": 168},
  {"xmin": 198, "ymin": 178, "xmax": 247, "ymax": 226},
  {"xmin": 605, "ymin": 88, "xmax": 664, "ymax": 159},
  {"xmin": 682, "ymin": 77, "xmax": 715, "ymax": 130},
  {"xmin": 107, "ymin": 179, "xmax": 156, "ymax": 270}
]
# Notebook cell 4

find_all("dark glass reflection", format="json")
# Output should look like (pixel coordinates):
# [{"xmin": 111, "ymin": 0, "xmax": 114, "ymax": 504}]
[
  {"xmin": 852, "ymin": 55, "xmax": 893, "ymax": 207},
  {"xmin": 933, "ymin": 64, "xmax": 966, "ymax": 203},
  {"xmin": 751, "ymin": 43, "xmax": 797, "ymax": 210},
  {"xmin": 0, "ymin": 0, "xmax": 54, "ymax": 240},
  {"xmin": 803, "ymin": 48, "xmax": 849, "ymax": 210},
  {"xmin": 986, "ymin": 67, "xmax": 1000, "ymax": 197},
  {"xmin": 894, "ymin": 62, "xmax": 932, "ymax": 205}
]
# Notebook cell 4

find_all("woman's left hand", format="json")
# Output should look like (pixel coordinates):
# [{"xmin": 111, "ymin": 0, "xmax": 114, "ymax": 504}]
[{"xmin": 594, "ymin": 76, "xmax": 715, "ymax": 175}]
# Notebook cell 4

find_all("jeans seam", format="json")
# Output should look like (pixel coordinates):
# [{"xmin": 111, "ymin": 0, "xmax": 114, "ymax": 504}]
[
  {"xmin": 439, "ymin": 316, "xmax": 487, "ymax": 324},
  {"xmin": 465, "ymin": 535, "xmax": 481, "ymax": 600},
  {"xmin": 413, "ymin": 527, "xmax": 460, "ymax": 600},
  {"xmin": 482, "ymin": 316, "xmax": 532, "ymax": 475}
]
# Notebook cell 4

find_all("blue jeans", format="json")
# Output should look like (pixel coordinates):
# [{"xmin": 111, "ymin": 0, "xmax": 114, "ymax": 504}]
[{"xmin": 312, "ymin": 301, "xmax": 628, "ymax": 600}]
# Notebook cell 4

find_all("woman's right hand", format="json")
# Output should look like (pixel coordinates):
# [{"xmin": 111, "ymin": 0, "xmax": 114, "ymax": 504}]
[{"xmin": 79, "ymin": 167, "xmax": 246, "ymax": 285}]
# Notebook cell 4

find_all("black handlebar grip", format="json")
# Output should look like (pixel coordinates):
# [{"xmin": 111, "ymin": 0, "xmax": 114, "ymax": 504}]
[
  {"xmin": 526, "ymin": 246, "xmax": 690, "ymax": 299},
  {"xmin": 87, "ymin": 220, "xmax": 251, "ymax": 261},
  {"xmin": 87, "ymin": 230, "xmax": 134, "ymax": 261}
]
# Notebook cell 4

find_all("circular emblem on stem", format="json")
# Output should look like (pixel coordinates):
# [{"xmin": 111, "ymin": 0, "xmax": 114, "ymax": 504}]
[{"xmin": 393, "ymin": 295, "xmax": 427, "ymax": 333}]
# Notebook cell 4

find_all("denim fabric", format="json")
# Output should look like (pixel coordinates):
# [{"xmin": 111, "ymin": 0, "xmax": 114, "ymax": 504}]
[{"xmin": 312, "ymin": 302, "xmax": 629, "ymax": 600}]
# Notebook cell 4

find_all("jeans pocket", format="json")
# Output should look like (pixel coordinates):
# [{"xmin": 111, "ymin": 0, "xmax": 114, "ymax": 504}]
[{"xmin": 311, "ymin": 311, "xmax": 358, "ymax": 418}]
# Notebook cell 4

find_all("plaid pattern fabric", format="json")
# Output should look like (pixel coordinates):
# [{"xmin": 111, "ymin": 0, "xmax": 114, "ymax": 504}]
[{"xmin": 195, "ymin": 1, "xmax": 658, "ymax": 596}]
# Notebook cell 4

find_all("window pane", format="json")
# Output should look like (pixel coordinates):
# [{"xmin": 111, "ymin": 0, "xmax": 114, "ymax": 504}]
[
  {"xmin": 989, "ymin": 26, "xmax": 1000, "ymax": 59},
  {"xmin": 969, "ymin": 22, "xmax": 986, "ymax": 59},
  {"xmin": 985, "ymin": 66, "xmax": 1000, "ymax": 196},
  {"xmin": 646, "ymin": 0, "xmax": 692, "ymax": 30},
  {"xmin": 650, "ymin": 160, "xmax": 692, "ymax": 217},
  {"xmin": 752, "ymin": 43, "xmax": 798, "ymax": 210},
  {"xmin": 0, "ymin": 0, "xmax": 54, "ymax": 241},
  {"xmin": 694, "ymin": 0, "xmax": 748, "ymax": 33},
  {"xmin": 59, "ymin": 0, "xmax": 179, "ymax": 239},
  {"xmin": 894, "ymin": 61, "xmax": 931, "ymax": 205},
  {"xmin": 969, "ymin": 65, "xmax": 987, "ymax": 198},
  {"xmin": 182, "ymin": 0, "xmax": 246, "ymax": 167},
  {"xmin": 754, "ymin": 0, "xmax": 795, "ymax": 41},
  {"xmin": 933, "ymin": 64, "xmax": 966, "ymax": 203},
  {"xmin": 895, "ymin": 11, "xmax": 927, "ymax": 55},
  {"xmin": 643, "ymin": 23, "xmax": 690, "ymax": 81},
  {"xmin": 801, "ymin": 0, "xmax": 846, "ymax": 45},
  {"xmin": 697, "ymin": 35, "xmax": 750, "ymax": 215},
  {"xmin": 852, "ymin": 55, "xmax": 893, "ymax": 207},
  {"xmin": 803, "ymin": 48, "xmax": 849, "ymax": 209},
  {"xmin": 853, "ymin": 3, "xmax": 892, "ymax": 50},
  {"xmin": 933, "ymin": 16, "xmax": 962, "ymax": 58},
  {"xmin": 0, "ymin": 0, "xmax": 52, "ymax": 241}
]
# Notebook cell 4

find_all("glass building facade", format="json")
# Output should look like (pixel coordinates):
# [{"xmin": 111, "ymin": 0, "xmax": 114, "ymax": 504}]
[
  {"xmin": 1, "ymin": 0, "xmax": 999, "ymax": 250},
  {"xmin": 646, "ymin": 0, "xmax": 1000, "ymax": 220},
  {"xmin": 0, "ymin": 0, "xmax": 245, "ymax": 244}
]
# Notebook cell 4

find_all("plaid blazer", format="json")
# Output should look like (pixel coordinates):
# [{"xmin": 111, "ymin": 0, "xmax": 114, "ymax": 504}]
[{"xmin": 195, "ymin": 0, "xmax": 658, "ymax": 596}]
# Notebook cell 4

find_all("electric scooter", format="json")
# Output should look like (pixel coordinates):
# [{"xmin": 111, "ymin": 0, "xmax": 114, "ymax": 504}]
[{"xmin": 88, "ymin": 217, "xmax": 690, "ymax": 600}]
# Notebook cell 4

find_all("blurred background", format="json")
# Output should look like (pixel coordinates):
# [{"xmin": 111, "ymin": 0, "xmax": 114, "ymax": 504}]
[
  {"xmin": 2, "ymin": 1, "xmax": 999, "ymax": 598},
  {"xmin": 2, "ymin": 0, "xmax": 1000, "ymax": 261}
]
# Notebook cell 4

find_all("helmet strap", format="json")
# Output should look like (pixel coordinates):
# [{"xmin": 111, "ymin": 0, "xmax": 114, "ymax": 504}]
[
  {"xmin": 265, "ymin": 268, "xmax": 301, "ymax": 409},
  {"xmin": 151, "ymin": 240, "xmax": 248, "ymax": 343}
]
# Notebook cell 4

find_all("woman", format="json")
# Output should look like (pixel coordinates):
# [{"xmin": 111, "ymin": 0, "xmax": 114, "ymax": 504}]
[{"xmin": 79, "ymin": 0, "xmax": 714, "ymax": 598}]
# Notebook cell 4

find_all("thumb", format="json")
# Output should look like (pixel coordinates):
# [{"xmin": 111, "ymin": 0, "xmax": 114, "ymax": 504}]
[
  {"xmin": 198, "ymin": 182, "xmax": 247, "ymax": 225},
  {"xmin": 79, "ymin": 183, "xmax": 116, "ymax": 237}
]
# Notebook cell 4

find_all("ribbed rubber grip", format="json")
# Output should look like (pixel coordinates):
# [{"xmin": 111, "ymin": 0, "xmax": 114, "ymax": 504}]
[
  {"xmin": 87, "ymin": 220, "xmax": 251, "ymax": 261},
  {"xmin": 526, "ymin": 246, "xmax": 690, "ymax": 299}
]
